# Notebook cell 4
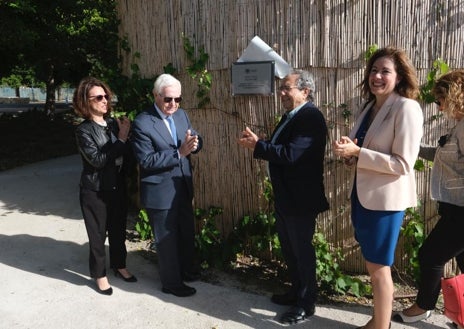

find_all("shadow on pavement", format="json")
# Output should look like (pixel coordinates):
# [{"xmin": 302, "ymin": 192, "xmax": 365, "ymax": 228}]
[{"xmin": 0, "ymin": 155, "xmax": 82, "ymax": 219}]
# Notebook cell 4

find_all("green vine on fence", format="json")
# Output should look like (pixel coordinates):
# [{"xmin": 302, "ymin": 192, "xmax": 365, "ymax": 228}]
[
  {"xmin": 182, "ymin": 34, "xmax": 212, "ymax": 108},
  {"xmin": 420, "ymin": 58, "xmax": 449, "ymax": 104},
  {"xmin": 401, "ymin": 205, "xmax": 426, "ymax": 281}
]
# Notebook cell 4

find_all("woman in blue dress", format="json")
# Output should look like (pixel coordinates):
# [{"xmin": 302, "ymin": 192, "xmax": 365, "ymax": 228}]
[{"xmin": 333, "ymin": 47, "xmax": 424, "ymax": 329}]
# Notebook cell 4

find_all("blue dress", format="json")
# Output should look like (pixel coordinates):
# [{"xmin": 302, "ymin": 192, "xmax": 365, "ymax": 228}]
[{"xmin": 351, "ymin": 108, "xmax": 405, "ymax": 266}]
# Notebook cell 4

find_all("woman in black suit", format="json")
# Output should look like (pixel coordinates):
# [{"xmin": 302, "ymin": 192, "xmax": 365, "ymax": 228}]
[{"xmin": 74, "ymin": 77, "xmax": 136, "ymax": 295}]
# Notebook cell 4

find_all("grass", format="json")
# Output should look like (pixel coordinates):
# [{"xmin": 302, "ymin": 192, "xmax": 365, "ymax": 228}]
[{"xmin": 0, "ymin": 109, "xmax": 78, "ymax": 171}]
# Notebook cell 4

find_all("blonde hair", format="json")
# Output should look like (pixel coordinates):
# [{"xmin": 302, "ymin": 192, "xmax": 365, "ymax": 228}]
[{"xmin": 432, "ymin": 69, "xmax": 464, "ymax": 119}]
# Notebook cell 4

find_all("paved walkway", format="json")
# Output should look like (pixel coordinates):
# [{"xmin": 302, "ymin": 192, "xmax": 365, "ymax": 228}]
[{"xmin": 0, "ymin": 155, "xmax": 453, "ymax": 328}]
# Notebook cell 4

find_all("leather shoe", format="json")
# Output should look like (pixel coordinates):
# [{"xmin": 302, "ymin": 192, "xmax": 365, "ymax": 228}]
[
  {"xmin": 162, "ymin": 284, "xmax": 196, "ymax": 297},
  {"xmin": 271, "ymin": 292, "xmax": 298, "ymax": 305},
  {"xmin": 392, "ymin": 310, "xmax": 431, "ymax": 323},
  {"xmin": 279, "ymin": 305, "xmax": 315, "ymax": 324},
  {"xmin": 96, "ymin": 286, "xmax": 113, "ymax": 296},
  {"xmin": 182, "ymin": 271, "xmax": 201, "ymax": 282},
  {"xmin": 114, "ymin": 269, "xmax": 137, "ymax": 283}
]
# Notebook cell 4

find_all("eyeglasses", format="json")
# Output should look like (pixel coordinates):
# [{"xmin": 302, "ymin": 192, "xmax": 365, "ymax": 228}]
[
  {"xmin": 163, "ymin": 96, "xmax": 182, "ymax": 103},
  {"xmin": 89, "ymin": 94, "xmax": 109, "ymax": 102},
  {"xmin": 278, "ymin": 85, "xmax": 299, "ymax": 92}
]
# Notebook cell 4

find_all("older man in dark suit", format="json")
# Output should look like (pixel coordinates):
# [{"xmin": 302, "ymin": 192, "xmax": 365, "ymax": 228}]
[
  {"xmin": 238, "ymin": 69, "xmax": 329, "ymax": 324},
  {"xmin": 131, "ymin": 74, "xmax": 202, "ymax": 297}
]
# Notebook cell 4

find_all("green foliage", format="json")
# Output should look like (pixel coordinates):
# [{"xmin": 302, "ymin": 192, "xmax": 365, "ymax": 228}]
[
  {"xmin": 134, "ymin": 209, "xmax": 153, "ymax": 241},
  {"xmin": 1, "ymin": 74, "xmax": 22, "ymax": 89},
  {"xmin": 314, "ymin": 232, "xmax": 370, "ymax": 297},
  {"xmin": 401, "ymin": 206, "xmax": 426, "ymax": 281},
  {"xmin": 182, "ymin": 35, "xmax": 212, "ymax": 108},
  {"xmin": 194, "ymin": 206, "xmax": 228, "ymax": 268},
  {"xmin": 231, "ymin": 211, "xmax": 281, "ymax": 260},
  {"xmin": 365, "ymin": 44, "xmax": 379, "ymax": 61},
  {"xmin": 132, "ymin": 198, "xmax": 371, "ymax": 299},
  {"xmin": 414, "ymin": 159, "xmax": 426, "ymax": 172},
  {"xmin": 0, "ymin": 0, "xmax": 121, "ymax": 112},
  {"xmin": 420, "ymin": 58, "xmax": 450, "ymax": 103},
  {"xmin": 109, "ymin": 60, "xmax": 154, "ymax": 118},
  {"xmin": 339, "ymin": 103, "xmax": 352, "ymax": 126},
  {"xmin": 97, "ymin": 37, "xmax": 157, "ymax": 119},
  {"xmin": 163, "ymin": 63, "xmax": 177, "ymax": 75},
  {"xmin": 0, "ymin": 67, "xmax": 43, "ymax": 89}
]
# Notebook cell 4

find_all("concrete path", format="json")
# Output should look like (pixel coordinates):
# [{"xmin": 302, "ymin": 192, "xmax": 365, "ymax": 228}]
[{"xmin": 0, "ymin": 155, "xmax": 454, "ymax": 328}]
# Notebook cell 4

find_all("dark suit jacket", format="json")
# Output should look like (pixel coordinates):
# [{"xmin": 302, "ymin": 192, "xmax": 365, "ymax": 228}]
[
  {"xmin": 131, "ymin": 106, "xmax": 202, "ymax": 209},
  {"xmin": 253, "ymin": 102, "xmax": 329, "ymax": 216}
]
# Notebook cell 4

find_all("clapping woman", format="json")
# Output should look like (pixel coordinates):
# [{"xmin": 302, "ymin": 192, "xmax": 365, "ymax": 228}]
[
  {"xmin": 74, "ymin": 77, "xmax": 137, "ymax": 295},
  {"xmin": 333, "ymin": 47, "xmax": 423, "ymax": 329}
]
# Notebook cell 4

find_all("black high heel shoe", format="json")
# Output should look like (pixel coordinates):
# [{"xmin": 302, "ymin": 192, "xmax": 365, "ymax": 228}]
[
  {"xmin": 96, "ymin": 286, "xmax": 113, "ymax": 295},
  {"xmin": 113, "ymin": 269, "xmax": 137, "ymax": 282},
  {"xmin": 95, "ymin": 278, "xmax": 113, "ymax": 295}
]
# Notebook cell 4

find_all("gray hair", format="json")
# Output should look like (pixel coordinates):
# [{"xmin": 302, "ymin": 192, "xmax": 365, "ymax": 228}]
[
  {"xmin": 290, "ymin": 69, "xmax": 315, "ymax": 102},
  {"xmin": 153, "ymin": 74, "xmax": 182, "ymax": 95}
]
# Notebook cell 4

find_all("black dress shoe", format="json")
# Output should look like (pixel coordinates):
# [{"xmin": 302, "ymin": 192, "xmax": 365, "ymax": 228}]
[
  {"xmin": 96, "ymin": 286, "xmax": 113, "ymax": 296},
  {"xmin": 182, "ymin": 271, "xmax": 201, "ymax": 282},
  {"xmin": 279, "ymin": 305, "xmax": 315, "ymax": 324},
  {"xmin": 114, "ymin": 269, "xmax": 138, "ymax": 282},
  {"xmin": 162, "ymin": 284, "xmax": 196, "ymax": 297},
  {"xmin": 271, "ymin": 292, "xmax": 298, "ymax": 305}
]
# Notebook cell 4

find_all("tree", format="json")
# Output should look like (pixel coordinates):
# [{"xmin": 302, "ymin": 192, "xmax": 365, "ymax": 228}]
[{"xmin": 0, "ymin": 0, "xmax": 120, "ymax": 113}]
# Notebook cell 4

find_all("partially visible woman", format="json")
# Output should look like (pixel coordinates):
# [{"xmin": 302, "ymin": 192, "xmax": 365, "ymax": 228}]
[
  {"xmin": 74, "ymin": 77, "xmax": 136, "ymax": 295},
  {"xmin": 333, "ymin": 47, "xmax": 423, "ymax": 329},
  {"xmin": 394, "ymin": 70, "xmax": 464, "ymax": 324}
]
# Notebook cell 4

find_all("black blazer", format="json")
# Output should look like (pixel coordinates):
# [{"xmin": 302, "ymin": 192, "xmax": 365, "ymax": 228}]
[
  {"xmin": 75, "ymin": 118, "xmax": 132, "ymax": 191},
  {"xmin": 253, "ymin": 102, "xmax": 329, "ymax": 216}
]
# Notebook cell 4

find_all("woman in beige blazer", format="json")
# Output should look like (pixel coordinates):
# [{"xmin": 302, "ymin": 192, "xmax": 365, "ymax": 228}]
[{"xmin": 333, "ymin": 47, "xmax": 423, "ymax": 329}]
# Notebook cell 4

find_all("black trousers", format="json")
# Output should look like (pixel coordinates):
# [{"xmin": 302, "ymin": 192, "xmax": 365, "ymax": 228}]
[
  {"xmin": 416, "ymin": 202, "xmax": 464, "ymax": 310},
  {"xmin": 146, "ymin": 187, "xmax": 195, "ymax": 289},
  {"xmin": 275, "ymin": 208, "xmax": 318, "ymax": 310},
  {"xmin": 79, "ymin": 186, "xmax": 128, "ymax": 278}
]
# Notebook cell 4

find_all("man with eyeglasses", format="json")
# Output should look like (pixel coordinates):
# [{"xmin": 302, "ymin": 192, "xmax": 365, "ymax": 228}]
[
  {"xmin": 238, "ymin": 69, "xmax": 329, "ymax": 324},
  {"xmin": 131, "ymin": 73, "xmax": 202, "ymax": 297}
]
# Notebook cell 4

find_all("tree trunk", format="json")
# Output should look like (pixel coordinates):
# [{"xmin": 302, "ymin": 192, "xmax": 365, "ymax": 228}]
[{"xmin": 44, "ymin": 62, "xmax": 56, "ymax": 115}]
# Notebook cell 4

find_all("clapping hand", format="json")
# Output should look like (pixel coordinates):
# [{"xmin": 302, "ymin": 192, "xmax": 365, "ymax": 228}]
[
  {"xmin": 179, "ymin": 129, "xmax": 199, "ymax": 157},
  {"xmin": 116, "ymin": 116, "xmax": 131, "ymax": 142},
  {"xmin": 237, "ymin": 127, "xmax": 258, "ymax": 150}
]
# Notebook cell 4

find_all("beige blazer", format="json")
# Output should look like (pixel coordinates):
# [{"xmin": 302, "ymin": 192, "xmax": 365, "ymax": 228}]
[{"xmin": 348, "ymin": 92, "xmax": 423, "ymax": 211}]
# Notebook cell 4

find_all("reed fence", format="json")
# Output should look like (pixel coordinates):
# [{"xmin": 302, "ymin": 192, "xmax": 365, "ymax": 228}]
[{"xmin": 117, "ymin": 0, "xmax": 464, "ymax": 274}]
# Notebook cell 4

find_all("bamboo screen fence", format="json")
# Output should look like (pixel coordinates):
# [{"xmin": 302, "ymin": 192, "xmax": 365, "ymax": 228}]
[{"xmin": 117, "ymin": 0, "xmax": 464, "ymax": 274}]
